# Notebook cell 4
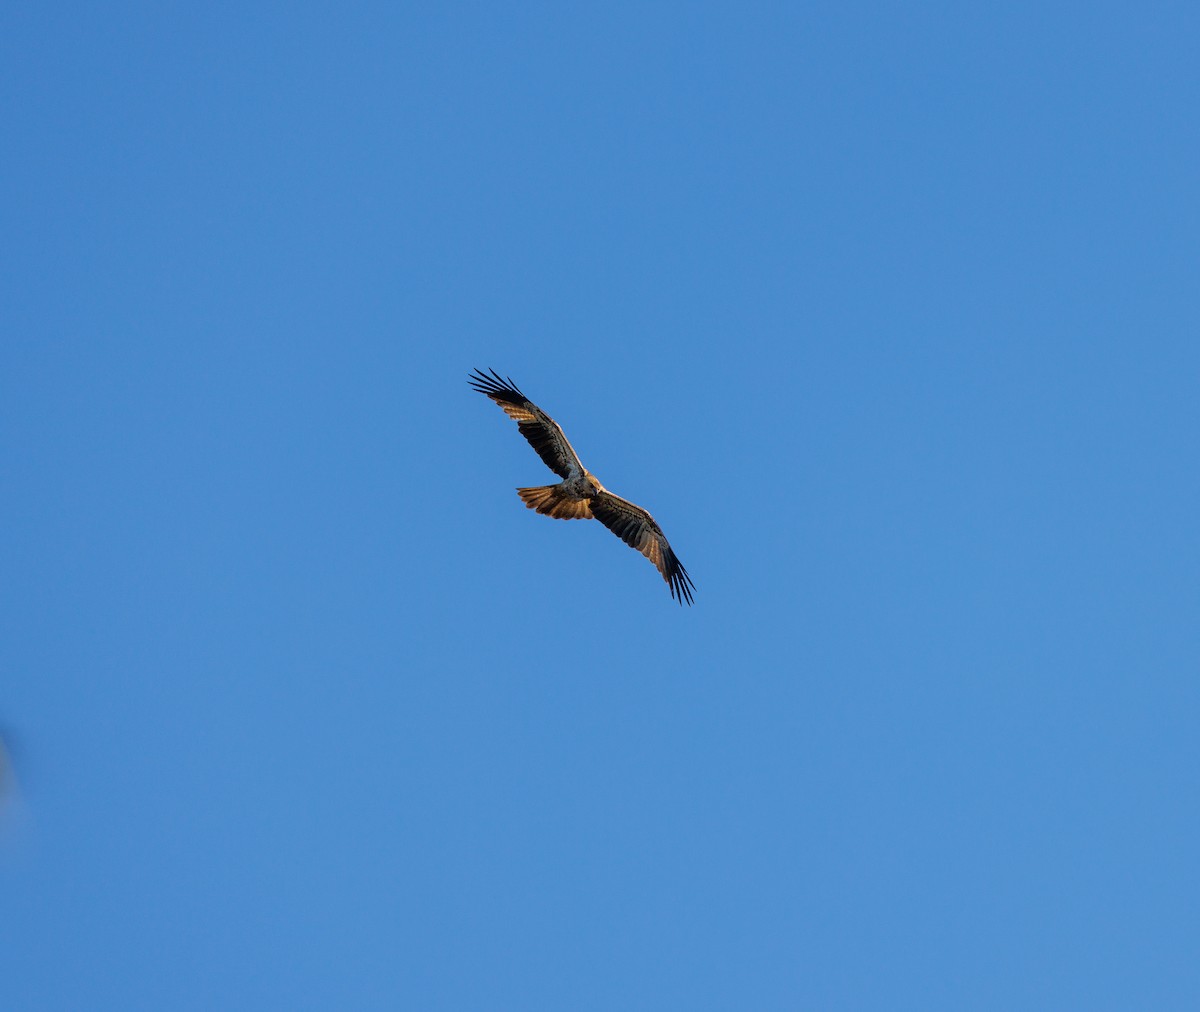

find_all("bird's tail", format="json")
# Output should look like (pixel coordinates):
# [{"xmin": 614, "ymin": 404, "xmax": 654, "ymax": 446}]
[{"xmin": 516, "ymin": 485, "xmax": 594, "ymax": 520}]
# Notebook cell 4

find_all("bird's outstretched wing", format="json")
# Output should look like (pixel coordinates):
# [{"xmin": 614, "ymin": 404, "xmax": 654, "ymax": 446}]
[
  {"xmin": 468, "ymin": 368, "xmax": 585, "ymax": 480},
  {"xmin": 590, "ymin": 491, "xmax": 695, "ymax": 605}
]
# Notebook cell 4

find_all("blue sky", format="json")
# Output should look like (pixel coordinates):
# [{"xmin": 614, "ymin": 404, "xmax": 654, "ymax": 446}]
[{"xmin": 2, "ymin": 2, "xmax": 1198, "ymax": 1008}]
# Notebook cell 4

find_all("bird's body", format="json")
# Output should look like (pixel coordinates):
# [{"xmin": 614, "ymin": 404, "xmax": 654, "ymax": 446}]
[{"xmin": 469, "ymin": 368, "xmax": 695, "ymax": 605}]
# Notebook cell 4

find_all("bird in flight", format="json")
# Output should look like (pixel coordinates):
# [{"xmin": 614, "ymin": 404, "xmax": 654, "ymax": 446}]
[{"xmin": 469, "ymin": 368, "xmax": 695, "ymax": 605}]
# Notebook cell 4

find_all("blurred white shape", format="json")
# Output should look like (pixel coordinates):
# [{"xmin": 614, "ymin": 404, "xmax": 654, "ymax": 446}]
[
  {"xmin": 0, "ymin": 733, "xmax": 11, "ymax": 800},
  {"xmin": 0, "ymin": 730, "xmax": 30, "ymax": 843}
]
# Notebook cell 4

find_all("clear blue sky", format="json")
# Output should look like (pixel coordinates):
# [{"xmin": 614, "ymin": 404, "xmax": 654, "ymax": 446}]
[{"xmin": 3, "ymin": 3, "xmax": 1198, "ymax": 1008}]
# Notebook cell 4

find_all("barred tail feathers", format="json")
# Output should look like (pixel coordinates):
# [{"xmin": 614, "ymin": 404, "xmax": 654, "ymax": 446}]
[{"xmin": 516, "ymin": 485, "xmax": 593, "ymax": 520}]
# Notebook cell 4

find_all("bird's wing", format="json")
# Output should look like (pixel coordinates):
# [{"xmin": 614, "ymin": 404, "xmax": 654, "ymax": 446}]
[
  {"xmin": 468, "ymin": 368, "xmax": 585, "ymax": 480},
  {"xmin": 589, "ymin": 491, "xmax": 695, "ymax": 605}
]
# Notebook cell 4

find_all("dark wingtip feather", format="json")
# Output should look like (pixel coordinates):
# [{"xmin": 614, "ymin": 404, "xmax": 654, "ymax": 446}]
[
  {"xmin": 666, "ymin": 551, "xmax": 695, "ymax": 606},
  {"xmin": 468, "ymin": 367, "xmax": 528, "ymax": 403}
]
